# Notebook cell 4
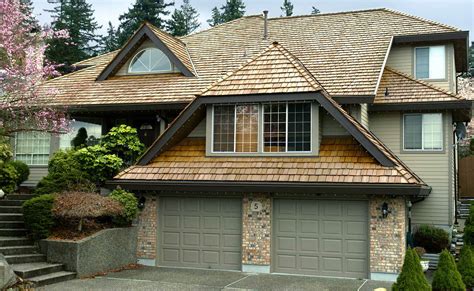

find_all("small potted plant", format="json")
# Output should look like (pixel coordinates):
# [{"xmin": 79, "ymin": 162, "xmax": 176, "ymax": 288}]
[{"xmin": 414, "ymin": 246, "xmax": 429, "ymax": 272}]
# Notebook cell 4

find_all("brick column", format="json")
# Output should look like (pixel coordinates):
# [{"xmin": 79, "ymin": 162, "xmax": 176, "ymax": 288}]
[
  {"xmin": 241, "ymin": 193, "xmax": 271, "ymax": 273},
  {"xmin": 136, "ymin": 194, "xmax": 158, "ymax": 266},
  {"xmin": 369, "ymin": 196, "xmax": 406, "ymax": 281}
]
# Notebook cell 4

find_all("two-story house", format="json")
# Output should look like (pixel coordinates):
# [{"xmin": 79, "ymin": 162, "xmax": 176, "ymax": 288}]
[{"xmin": 17, "ymin": 9, "xmax": 471, "ymax": 280}]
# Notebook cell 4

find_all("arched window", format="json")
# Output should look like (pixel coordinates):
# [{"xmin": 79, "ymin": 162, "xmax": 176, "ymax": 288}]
[{"xmin": 128, "ymin": 48, "xmax": 172, "ymax": 73}]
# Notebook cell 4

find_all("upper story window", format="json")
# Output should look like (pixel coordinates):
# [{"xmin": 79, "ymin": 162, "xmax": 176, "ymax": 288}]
[
  {"xmin": 415, "ymin": 46, "xmax": 446, "ymax": 79},
  {"xmin": 403, "ymin": 113, "xmax": 443, "ymax": 151},
  {"xmin": 15, "ymin": 132, "xmax": 51, "ymax": 166},
  {"xmin": 128, "ymin": 48, "xmax": 172, "ymax": 74},
  {"xmin": 212, "ymin": 102, "xmax": 312, "ymax": 154}
]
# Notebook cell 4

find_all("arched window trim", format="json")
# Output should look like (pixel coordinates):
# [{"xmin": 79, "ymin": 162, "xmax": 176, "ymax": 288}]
[{"xmin": 128, "ymin": 47, "xmax": 174, "ymax": 74}]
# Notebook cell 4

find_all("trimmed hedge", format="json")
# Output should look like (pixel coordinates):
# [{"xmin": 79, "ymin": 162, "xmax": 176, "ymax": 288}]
[
  {"xmin": 0, "ymin": 163, "xmax": 19, "ymax": 194},
  {"xmin": 109, "ymin": 188, "xmax": 138, "ymax": 226},
  {"xmin": 432, "ymin": 249, "xmax": 465, "ymax": 291},
  {"xmin": 7, "ymin": 160, "xmax": 30, "ymax": 185},
  {"xmin": 23, "ymin": 194, "xmax": 55, "ymax": 240},
  {"xmin": 392, "ymin": 248, "xmax": 430, "ymax": 291},
  {"xmin": 457, "ymin": 246, "xmax": 474, "ymax": 288},
  {"xmin": 414, "ymin": 224, "xmax": 449, "ymax": 253}
]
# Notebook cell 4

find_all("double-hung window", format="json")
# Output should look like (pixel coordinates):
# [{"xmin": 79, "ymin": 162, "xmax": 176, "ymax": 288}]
[
  {"xmin": 14, "ymin": 132, "xmax": 51, "ymax": 165},
  {"xmin": 212, "ymin": 102, "xmax": 312, "ymax": 154},
  {"xmin": 403, "ymin": 113, "xmax": 443, "ymax": 151},
  {"xmin": 415, "ymin": 46, "xmax": 446, "ymax": 79}
]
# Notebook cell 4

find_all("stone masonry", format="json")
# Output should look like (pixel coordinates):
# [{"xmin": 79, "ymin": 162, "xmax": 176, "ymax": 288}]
[
  {"xmin": 136, "ymin": 194, "xmax": 157, "ymax": 260},
  {"xmin": 242, "ymin": 194, "xmax": 271, "ymax": 265},
  {"xmin": 369, "ymin": 196, "xmax": 406, "ymax": 274}
]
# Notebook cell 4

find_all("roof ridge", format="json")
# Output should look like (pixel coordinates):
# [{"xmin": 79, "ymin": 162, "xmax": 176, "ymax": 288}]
[
  {"xmin": 385, "ymin": 66, "xmax": 462, "ymax": 99},
  {"xmin": 147, "ymin": 22, "xmax": 188, "ymax": 46},
  {"xmin": 268, "ymin": 8, "xmax": 386, "ymax": 21},
  {"xmin": 382, "ymin": 8, "xmax": 460, "ymax": 31},
  {"xmin": 43, "ymin": 62, "xmax": 103, "ymax": 85},
  {"xmin": 180, "ymin": 15, "xmax": 261, "ymax": 39},
  {"xmin": 73, "ymin": 50, "xmax": 119, "ymax": 66}
]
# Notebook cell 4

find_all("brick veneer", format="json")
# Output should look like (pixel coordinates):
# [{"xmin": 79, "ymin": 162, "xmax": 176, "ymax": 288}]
[
  {"xmin": 369, "ymin": 196, "xmax": 406, "ymax": 274},
  {"xmin": 136, "ymin": 195, "xmax": 157, "ymax": 260},
  {"xmin": 242, "ymin": 194, "xmax": 271, "ymax": 265}
]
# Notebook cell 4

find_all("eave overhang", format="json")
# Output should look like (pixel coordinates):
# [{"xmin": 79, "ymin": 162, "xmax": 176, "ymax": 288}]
[
  {"xmin": 393, "ymin": 31, "xmax": 469, "ymax": 73},
  {"xmin": 107, "ymin": 179, "xmax": 432, "ymax": 197}
]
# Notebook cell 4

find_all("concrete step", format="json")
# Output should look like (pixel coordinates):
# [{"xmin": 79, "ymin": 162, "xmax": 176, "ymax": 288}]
[
  {"xmin": 0, "ymin": 237, "xmax": 32, "ymax": 247},
  {"xmin": 0, "ymin": 206, "xmax": 22, "ymax": 213},
  {"xmin": 5, "ymin": 195, "xmax": 36, "ymax": 201},
  {"xmin": 5, "ymin": 254, "xmax": 46, "ymax": 264},
  {"xmin": 29, "ymin": 271, "xmax": 76, "ymax": 287},
  {"xmin": 0, "ymin": 221, "xmax": 24, "ymax": 228},
  {"xmin": 0, "ymin": 245, "xmax": 38, "ymax": 256},
  {"xmin": 0, "ymin": 228, "xmax": 27, "ymax": 236},
  {"xmin": 12, "ymin": 262, "xmax": 64, "ymax": 279},
  {"xmin": 0, "ymin": 200, "xmax": 25, "ymax": 207},
  {"xmin": 0, "ymin": 214, "xmax": 23, "ymax": 222}
]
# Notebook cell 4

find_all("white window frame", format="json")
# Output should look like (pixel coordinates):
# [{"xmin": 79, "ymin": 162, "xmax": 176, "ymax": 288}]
[
  {"xmin": 210, "ymin": 102, "xmax": 313, "ymax": 155},
  {"xmin": 414, "ymin": 45, "xmax": 446, "ymax": 80},
  {"xmin": 14, "ymin": 132, "xmax": 51, "ymax": 166},
  {"xmin": 402, "ymin": 113, "xmax": 443, "ymax": 152},
  {"xmin": 128, "ymin": 47, "xmax": 173, "ymax": 74}
]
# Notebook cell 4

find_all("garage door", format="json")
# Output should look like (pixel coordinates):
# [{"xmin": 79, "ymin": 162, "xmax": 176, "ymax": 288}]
[
  {"xmin": 159, "ymin": 197, "xmax": 242, "ymax": 270},
  {"xmin": 273, "ymin": 199, "xmax": 368, "ymax": 278}
]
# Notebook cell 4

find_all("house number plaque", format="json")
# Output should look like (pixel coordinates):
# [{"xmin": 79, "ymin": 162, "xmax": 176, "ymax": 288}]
[{"xmin": 251, "ymin": 201, "xmax": 262, "ymax": 212}]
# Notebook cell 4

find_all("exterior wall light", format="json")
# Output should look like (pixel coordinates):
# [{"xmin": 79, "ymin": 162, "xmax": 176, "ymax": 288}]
[{"xmin": 382, "ymin": 202, "xmax": 390, "ymax": 218}]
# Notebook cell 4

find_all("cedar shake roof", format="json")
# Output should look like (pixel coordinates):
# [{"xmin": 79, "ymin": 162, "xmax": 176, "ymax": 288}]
[
  {"xmin": 375, "ymin": 67, "xmax": 463, "ymax": 104},
  {"xmin": 115, "ymin": 137, "xmax": 422, "ymax": 185},
  {"xmin": 200, "ymin": 42, "xmax": 321, "ymax": 96},
  {"xmin": 41, "ymin": 8, "xmax": 461, "ymax": 107}
]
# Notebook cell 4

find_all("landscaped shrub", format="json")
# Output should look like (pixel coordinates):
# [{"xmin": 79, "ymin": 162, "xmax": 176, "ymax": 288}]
[
  {"xmin": 7, "ymin": 160, "xmax": 29, "ymax": 185},
  {"xmin": 414, "ymin": 246, "xmax": 426, "ymax": 258},
  {"xmin": 432, "ymin": 249, "xmax": 465, "ymax": 291},
  {"xmin": 35, "ymin": 150, "xmax": 94, "ymax": 195},
  {"xmin": 109, "ymin": 188, "xmax": 138, "ymax": 226},
  {"xmin": 0, "ymin": 139, "xmax": 13, "ymax": 163},
  {"xmin": 0, "ymin": 163, "xmax": 19, "ymax": 194},
  {"xmin": 414, "ymin": 224, "xmax": 450, "ymax": 253},
  {"xmin": 52, "ymin": 192, "xmax": 124, "ymax": 231},
  {"xmin": 392, "ymin": 248, "xmax": 430, "ymax": 291},
  {"xmin": 22, "ymin": 194, "xmax": 55, "ymax": 240},
  {"xmin": 74, "ymin": 145, "xmax": 123, "ymax": 184},
  {"xmin": 457, "ymin": 246, "xmax": 474, "ymax": 288},
  {"xmin": 101, "ymin": 125, "xmax": 144, "ymax": 165},
  {"xmin": 464, "ymin": 205, "xmax": 474, "ymax": 246}
]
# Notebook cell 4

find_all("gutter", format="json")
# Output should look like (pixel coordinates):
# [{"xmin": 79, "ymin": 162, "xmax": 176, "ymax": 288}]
[{"xmin": 106, "ymin": 180, "xmax": 432, "ymax": 197}]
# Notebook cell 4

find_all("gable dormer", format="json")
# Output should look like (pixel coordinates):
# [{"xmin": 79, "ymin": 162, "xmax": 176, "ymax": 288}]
[{"xmin": 96, "ymin": 22, "xmax": 195, "ymax": 81}]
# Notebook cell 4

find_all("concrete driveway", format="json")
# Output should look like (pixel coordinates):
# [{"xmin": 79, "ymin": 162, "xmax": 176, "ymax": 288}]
[{"xmin": 39, "ymin": 266, "xmax": 393, "ymax": 291}]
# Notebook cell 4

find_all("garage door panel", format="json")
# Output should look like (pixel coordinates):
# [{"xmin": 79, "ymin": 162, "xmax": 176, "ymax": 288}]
[
  {"xmin": 274, "ymin": 199, "xmax": 368, "ymax": 278},
  {"xmin": 159, "ymin": 197, "xmax": 242, "ymax": 270}
]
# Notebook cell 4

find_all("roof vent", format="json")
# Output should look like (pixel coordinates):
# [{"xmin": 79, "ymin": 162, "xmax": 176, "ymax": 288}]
[{"xmin": 263, "ymin": 10, "xmax": 269, "ymax": 39}]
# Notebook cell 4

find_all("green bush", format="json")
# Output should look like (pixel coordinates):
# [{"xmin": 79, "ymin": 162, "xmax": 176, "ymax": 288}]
[
  {"xmin": 0, "ymin": 163, "xmax": 19, "ymax": 194},
  {"xmin": 414, "ymin": 224, "xmax": 450, "ymax": 253},
  {"xmin": 432, "ymin": 249, "xmax": 465, "ymax": 291},
  {"xmin": 465, "ymin": 205, "xmax": 474, "ymax": 246},
  {"xmin": 109, "ymin": 188, "xmax": 138, "ymax": 226},
  {"xmin": 457, "ymin": 246, "xmax": 474, "ymax": 288},
  {"xmin": 7, "ymin": 160, "xmax": 29, "ymax": 185},
  {"xmin": 0, "ymin": 140, "xmax": 13, "ymax": 163},
  {"xmin": 35, "ymin": 150, "xmax": 94, "ymax": 195},
  {"xmin": 392, "ymin": 248, "xmax": 430, "ymax": 291},
  {"xmin": 74, "ymin": 145, "xmax": 123, "ymax": 184},
  {"xmin": 101, "ymin": 125, "xmax": 144, "ymax": 165},
  {"xmin": 22, "ymin": 194, "xmax": 55, "ymax": 240}
]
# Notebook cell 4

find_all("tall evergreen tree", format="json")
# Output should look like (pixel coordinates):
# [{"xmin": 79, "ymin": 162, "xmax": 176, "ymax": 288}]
[
  {"xmin": 20, "ymin": 0, "xmax": 39, "ymax": 29},
  {"xmin": 281, "ymin": 0, "xmax": 293, "ymax": 17},
  {"xmin": 207, "ymin": 0, "xmax": 245, "ymax": 27},
  {"xmin": 101, "ymin": 22, "xmax": 120, "ymax": 53},
  {"xmin": 116, "ymin": 0, "xmax": 174, "ymax": 46},
  {"xmin": 46, "ymin": 0, "xmax": 101, "ymax": 69},
  {"xmin": 166, "ymin": 0, "xmax": 200, "ymax": 36},
  {"xmin": 311, "ymin": 5, "xmax": 320, "ymax": 14}
]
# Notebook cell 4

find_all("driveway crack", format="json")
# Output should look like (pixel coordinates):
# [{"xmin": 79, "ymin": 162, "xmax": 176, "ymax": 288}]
[{"xmin": 222, "ymin": 274, "xmax": 252, "ymax": 289}]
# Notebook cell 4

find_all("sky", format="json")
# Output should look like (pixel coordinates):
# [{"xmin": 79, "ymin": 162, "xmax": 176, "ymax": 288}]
[{"xmin": 31, "ymin": 0, "xmax": 473, "ymax": 39}]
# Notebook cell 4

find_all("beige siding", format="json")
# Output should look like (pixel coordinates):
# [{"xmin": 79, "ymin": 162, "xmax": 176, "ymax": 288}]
[
  {"xmin": 188, "ymin": 119, "xmax": 206, "ymax": 137},
  {"xmin": 370, "ymin": 112, "xmax": 453, "ymax": 227},
  {"xmin": 360, "ymin": 104, "xmax": 369, "ymax": 128},
  {"xmin": 321, "ymin": 110, "xmax": 348, "ymax": 136},
  {"xmin": 386, "ymin": 44, "xmax": 456, "ymax": 92}
]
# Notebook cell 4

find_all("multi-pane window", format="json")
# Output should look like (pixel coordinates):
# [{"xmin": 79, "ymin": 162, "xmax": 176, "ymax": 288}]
[
  {"xmin": 415, "ymin": 46, "xmax": 446, "ymax": 79},
  {"xmin": 15, "ymin": 132, "xmax": 51, "ymax": 165},
  {"xmin": 403, "ymin": 113, "xmax": 443, "ymax": 151},
  {"xmin": 212, "ymin": 102, "xmax": 312, "ymax": 154},
  {"xmin": 128, "ymin": 48, "xmax": 173, "ymax": 73}
]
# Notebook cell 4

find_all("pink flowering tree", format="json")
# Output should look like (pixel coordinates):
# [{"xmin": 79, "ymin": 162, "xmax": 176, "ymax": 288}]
[{"xmin": 0, "ymin": 0, "xmax": 70, "ymax": 137}]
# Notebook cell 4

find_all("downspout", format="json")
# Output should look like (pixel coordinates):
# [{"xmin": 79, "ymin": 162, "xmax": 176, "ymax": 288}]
[{"xmin": 453, "ymin": 128, "xmax": 459, "ymax": 225}]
